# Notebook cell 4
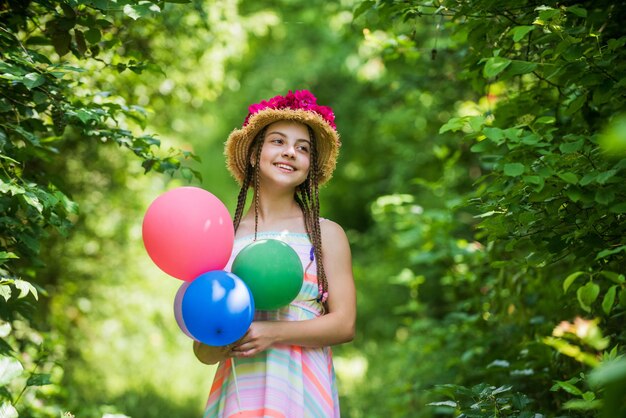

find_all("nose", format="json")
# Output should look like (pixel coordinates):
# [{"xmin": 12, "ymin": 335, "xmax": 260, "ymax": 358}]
[{"xmin": 282, "ymin": 145, "xmax": 295, "ymax": 159}]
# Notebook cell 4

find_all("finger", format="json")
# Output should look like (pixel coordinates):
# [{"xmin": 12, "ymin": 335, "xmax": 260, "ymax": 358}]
[
  {"xmin": 235, "ymin": 348, "xmax": 256, "ymax": 358},
  {"xmin": 233, "ymin": 342, "xmax": 254, "ymax": 352}
]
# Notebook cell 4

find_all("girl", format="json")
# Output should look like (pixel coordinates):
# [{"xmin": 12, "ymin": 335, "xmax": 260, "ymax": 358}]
[{"xmin": 193, "ymin": 90, "xmax": 356, "ymax": 417}]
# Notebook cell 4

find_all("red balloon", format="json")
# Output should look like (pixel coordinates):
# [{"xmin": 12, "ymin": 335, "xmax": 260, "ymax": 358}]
[{"xmin": 142, "ymin": 187, "xmax": 234, "ymax": 281}]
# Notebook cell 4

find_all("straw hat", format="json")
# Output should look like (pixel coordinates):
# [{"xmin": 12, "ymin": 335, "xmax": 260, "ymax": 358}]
[{"xmin": 225, "ymin": 90, "xmax": 341, "ymax": 186}]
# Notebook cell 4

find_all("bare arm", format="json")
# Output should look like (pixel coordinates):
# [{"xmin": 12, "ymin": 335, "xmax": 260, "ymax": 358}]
[{"xmin": 232, "ymin": 221, "xmax": 356, "ymax": 357}]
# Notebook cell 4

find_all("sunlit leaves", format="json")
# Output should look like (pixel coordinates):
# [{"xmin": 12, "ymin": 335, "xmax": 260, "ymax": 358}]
[
  {"xmin": 123, "ymin": 2, "xmax": 161, "ymax": 20},
  {"xmin": 483, "ymin": 57, "xmax": 511, "ymax": 78},
  {"xmin": 26, "ymin": 373, "xmax": 52, "ymax": 387},
  {"xmin": 510, "ymin": 25, "xmax": 535, "ymax": 42},
  {"xmin": 0, "ymin": 0, "xmax": 198, "ymax": 413},
  {"xmin": 557, "ymin": 172, "xmax": 578, "ymax": 184},
  {"xmin": 0, "ymin": 357, "xmax": 23, "ymax": 386},
  {"xmin": 577, "ymin": 281, "xmax": 600, "ymax": 312},
  {"xmin": 602, "ymin": 286, "xmax": 618, "ymax": 315},
  {"xmin": 563, "ymin": 271, "xmax": 584, "ymax": 293},
  {"xmin": 503, "ymin": 163, "xmax": 525, "ymax": 176}
]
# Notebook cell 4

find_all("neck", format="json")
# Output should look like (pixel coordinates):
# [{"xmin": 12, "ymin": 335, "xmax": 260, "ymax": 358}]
[
  {"xmin": 257, "ymin": 189, "xmax": 299, "ymax": 220},
  {"xmin": 243, "ymin": 185, "xmax": 304, "ymax": 232}
]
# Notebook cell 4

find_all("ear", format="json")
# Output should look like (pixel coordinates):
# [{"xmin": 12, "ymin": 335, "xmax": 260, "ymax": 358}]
[{"xmin": 249, "ymin": 148, "xmax": 256, "ymax": 167}]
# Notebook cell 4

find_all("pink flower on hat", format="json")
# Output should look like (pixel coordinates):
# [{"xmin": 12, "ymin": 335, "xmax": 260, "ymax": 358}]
[
  {"xmin": 243, "ymin": 90, "xmax": 336, "ymax": 130},
  {"xmin": 313, "ymin": 105, "xmax": 336, "ymax": 129}
]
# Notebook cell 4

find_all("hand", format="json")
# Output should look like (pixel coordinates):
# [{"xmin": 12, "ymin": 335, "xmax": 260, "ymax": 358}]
[{"xmin": 231, "ymin": 321, "xmax": 276, "ymax": 358}]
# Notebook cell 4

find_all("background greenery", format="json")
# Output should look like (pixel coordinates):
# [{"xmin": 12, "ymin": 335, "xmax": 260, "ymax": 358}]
[{"xmin": 1, "ymin": 0, "xmax": 625, "ymax": 417}]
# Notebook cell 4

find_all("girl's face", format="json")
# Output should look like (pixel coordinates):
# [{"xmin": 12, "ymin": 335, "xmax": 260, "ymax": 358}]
[{"xmin": 256, "ymin": 120, "xmax": 311, "ymax": 189}]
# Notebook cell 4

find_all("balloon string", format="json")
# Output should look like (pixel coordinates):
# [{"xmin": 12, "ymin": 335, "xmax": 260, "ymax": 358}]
[{"xmin": 231, "ymin": 357, "xmax": 242, "ymax": 411}]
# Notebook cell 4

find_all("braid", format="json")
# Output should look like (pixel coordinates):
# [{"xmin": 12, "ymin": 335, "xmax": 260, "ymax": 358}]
[
  {"xmin": 305, "ymin": 126, "xmax": 328, "ymax": 304},
  {"xmin": 253, "ymin": 142, "xmax": 262, "ymax": 241},
  {"xmin": 233, "ymin": 168, "xmax": 253, "ymax": 231},
  {"xmin": 233, "ymin": 127, "xmax": 266, "ymax": 236},
  {"xmin": 294, "ymin": 192, "xmax": 310, "ymax": 235}
]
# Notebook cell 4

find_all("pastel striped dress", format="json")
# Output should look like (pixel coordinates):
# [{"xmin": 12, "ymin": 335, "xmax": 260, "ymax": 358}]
[{"xmin": 203, "ymin": 231, "xmax": 340, "ymax": 418}]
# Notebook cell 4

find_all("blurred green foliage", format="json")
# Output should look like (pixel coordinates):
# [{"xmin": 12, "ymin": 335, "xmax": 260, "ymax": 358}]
[
  {"xmin": 347, "ymin": 1, "xmax": 626, "ymax": 417},
  {"xmin": 1, "ymin": 0, "xmax": 625, "ymax": 417}
]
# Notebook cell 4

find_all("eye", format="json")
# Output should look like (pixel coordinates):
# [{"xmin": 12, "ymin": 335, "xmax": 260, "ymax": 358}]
[
  {"xmin": 269, "ymin": 137, "xmax": 284, "ymax": 145},
  {"xmin": 297, "ymin": 145, "xmax": 310, "ymax": 153}
]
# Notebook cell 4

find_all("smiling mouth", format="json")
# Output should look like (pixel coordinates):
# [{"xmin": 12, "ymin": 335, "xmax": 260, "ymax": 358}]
[{"xmin": 274, "ymin": 163, "xmax": 295, "ymax": 172}]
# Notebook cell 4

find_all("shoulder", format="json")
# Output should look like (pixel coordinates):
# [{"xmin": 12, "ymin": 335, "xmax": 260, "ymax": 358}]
[
  {"xmin": 320, "ymin": 218, "xmax": 345, "ymax": 238},
  {"xmin": 320, "ymin": 219, "xmax": 350, "ymax": 250}
]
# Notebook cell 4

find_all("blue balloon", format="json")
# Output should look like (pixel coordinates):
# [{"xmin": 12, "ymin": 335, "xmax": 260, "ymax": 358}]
[{"xmin": 181, "ymin": 270, "xmax": 255, "ymax": 346}]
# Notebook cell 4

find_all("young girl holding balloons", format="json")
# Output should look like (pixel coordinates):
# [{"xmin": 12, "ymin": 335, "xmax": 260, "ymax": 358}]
[{"xmin": 194, "ymin": 90, "xmax": 356, "ymax": 417}]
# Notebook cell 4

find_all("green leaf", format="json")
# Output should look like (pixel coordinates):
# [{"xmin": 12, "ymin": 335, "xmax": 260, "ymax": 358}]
[
  {"xmin": 609, "ymin": 201, "xmax": 626, "ymax": 213},
  {"xmin": 596, "ymin": 245, "xmax": 626, "ymax": 260},
  {"xmin": 439, "ymin": 117, "xmax": 466, "ymax": 133},
  {"xmin": 553, "ymin": 380, "xmax": 583, "ymax": 395},
  {"xmin": 26, "ymin": 373, "xmax": 51, "ymax": 387},
  {"xmin": 0, "ymin": 252, "xmax": 18, "ymax": 262},
  {"xmin": 563, "ymin": 271, "xmax": 584, "ymax": 293},
  {"xmin": 523, "ymin": 175, "xmax": 545, "ymax": 192},
  {"xmin": 535, "ymin": 6, "xmax": 562, "ymax": 25},
  {"xmin": 13, "ymin": 280, "xmax": 37, "ymax": 300},
  {"xmin": 353, "ymin": 0, "xmax": 375, "ymax": 19},
  {"xmin": 60, "ymin": 2, "xmax": 76, "ymax": 17},
  {"xmin": 123, "ymin": 3, "xmax": 161, "ymax": 20},
  {"xmin": 484, "ymin": 57, "xmax": 511, "ymax": 78},
  {"xmin": 491, "ymin": 385, "xmax": 512, "ymax": 395},
  {"xmin": 483, "ymin": 127, "xmax": 505, "ymax": 143},
  {"xmin": 84, "ymin": 28, "xmax": 102, "ymax": 43},
  {"xmin": 565, "ymin": 93, "xmax": 588, "ymax": 116},
  {"xmin": 564, "ymin": 187, "xmax": 582, "ymax": 202},
  {"xmin": 535, "ymin": 116, "xmax": 555, "ymax": 125},
  {"xmin": 510, "ymin": 25, "xmax": 536, "ymax": 42},
  {"xmin": 579, "ymin": 172, "xmax": 597, "ymax": 186},
  {"xmin": 602, "ymin": 286, "xmax": 617, "ymax": 315},
  {"xmin": 74, "ymin": 29, "xmax": 86, "ymax": 56},
  {"xmin": 563, "ymin": 399, "xmax": 602, "ymax": 411},
  {"xmin": 0, "ymin": 180, "xmax": 25, "ymax": 195},
  {"xmin": 596, "ymin": 169, "xmax": 617, "ymax": 184},
  {"xmin": 22, "ymin": 73, "xmax": 46, "ymax": 89},
  {"xmin": 577, "ymin": 281, "xmax": 600, "ymax": 312},
  {"xmin": 470, "ymin": 140, "xmax": 491, "ymax": 152},
  {"xmin": 560, "ymin": 139, "xmax": 584, "ymax": 154},
  {"xmin": 0, "ymin": 286, "xmax": 10, "ymax": 302},
  {"xmin": 558, "ymin": 172, "xmax": 579, "ymax": 184},
  {"xmin": 468, "ymin": 116, "xmax": 484, "ymax": 132},
  {"xmin": 598, "ymin": 271, "xmax": 625, "ymax": 284},
  {"xmin": 21, "ymin": 193, "xmax": 43, "ymax": 213},
  {"xmin": 51, "ymin": 30, "xmax": 71, "ymax": 56},
  {"xmin": 506, "ymin": 60, "xmax": 538, "ymax": 76},
  {"xmin": 594, "ymin": 188, "xmax": 615, "ymax": 205},
  {"xmin": 503, "ymin": 163, "xmax": 525, "ymax": 176}
]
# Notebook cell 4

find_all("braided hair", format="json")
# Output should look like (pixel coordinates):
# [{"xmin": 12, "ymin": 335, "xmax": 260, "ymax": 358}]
[{"xmin": 232, "ymin": 125, "xmax": 329, "ymax": 305}]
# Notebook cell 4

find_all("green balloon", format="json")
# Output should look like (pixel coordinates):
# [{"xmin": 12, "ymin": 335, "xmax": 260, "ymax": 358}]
[{"xmin": 231, "ymin": 239, "xmax": 304, "ymax": 310}]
